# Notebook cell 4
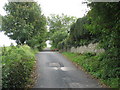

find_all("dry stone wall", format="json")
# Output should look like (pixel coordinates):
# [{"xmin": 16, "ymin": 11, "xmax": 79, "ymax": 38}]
[{"xmin": 68, "ymin": 43, "xmax": 104, "ymax": 54}]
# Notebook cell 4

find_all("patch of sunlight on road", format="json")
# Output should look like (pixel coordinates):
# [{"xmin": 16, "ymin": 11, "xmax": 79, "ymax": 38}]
[{"xmin": 51, "ymin": 67, "xmax": 76, "ymax": 71}]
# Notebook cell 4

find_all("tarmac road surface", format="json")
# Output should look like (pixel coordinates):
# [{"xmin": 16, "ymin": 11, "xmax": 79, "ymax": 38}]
[{"xmin": 34, "ymin": 51, "xmax": 102, "ymax": 88}]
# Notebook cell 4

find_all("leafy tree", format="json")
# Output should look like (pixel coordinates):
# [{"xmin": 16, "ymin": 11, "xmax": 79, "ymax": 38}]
[
  {"xmin": 67, "ymin": 16, "xmax": 97, "ymax": 48},
  {"xmin": 87, "ymin": 2, "xmax": 120, "ymax": 49},
  {"xmin": 86, "ymin": 2, "xmax": 120, "ymax": 87},
  {"xmin": 47, "ymin": 14, "xmax": 76, "ymax": 49},
  {"xmin": 2, "ymin": 2, "xmax": 47, "ymax": 50}
]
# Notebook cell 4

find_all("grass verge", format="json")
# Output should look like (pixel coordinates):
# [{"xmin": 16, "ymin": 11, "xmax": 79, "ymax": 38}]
[{"xmin": 62, "ymin": 52, "xmax": 119, "ymax": 88}]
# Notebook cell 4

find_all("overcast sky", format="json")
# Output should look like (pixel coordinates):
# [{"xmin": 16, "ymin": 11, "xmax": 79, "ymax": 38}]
[{"xmin": 0, "ymin": 0, "xmax": 89, "ymax": 47}]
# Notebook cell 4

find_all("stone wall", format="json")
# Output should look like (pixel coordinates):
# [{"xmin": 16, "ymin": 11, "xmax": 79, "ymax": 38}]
[{"xmin": 65, "ymin": 43, "xmax": 104, "ymax": 54}]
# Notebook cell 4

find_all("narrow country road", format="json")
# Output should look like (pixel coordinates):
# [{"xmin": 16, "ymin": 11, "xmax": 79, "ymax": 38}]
[{"xmin": 34, "ymin": 50, "xmax": 102, "ymax": 88}]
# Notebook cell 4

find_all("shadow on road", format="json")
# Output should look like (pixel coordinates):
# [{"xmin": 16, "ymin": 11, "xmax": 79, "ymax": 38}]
[{"xmin": 42, "ymin": 47, "xmax": 59, "ymax": 52}]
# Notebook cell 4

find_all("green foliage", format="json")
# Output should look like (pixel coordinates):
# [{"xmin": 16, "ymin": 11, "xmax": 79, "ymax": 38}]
[
  {"xmin": 0, "ymin": 14, "xmax": 2, "ymax": 31},
  {"xmin": 87, "ymin": 2, "xmax": 120, "ymax": 60},
  {"xmin": 2, "ymin": 45, "xmax": 37, "ymax": 88},
  {"xmin": 61, "ymin": 2, "xmax": 120, "ymax": 88},
  {"xmin": 62, "ymin": 52, "xmax": 119, "ymax": 88},
  {"xmin": 86, "ymin": 2, "xmax": 120, "ymax": 87},
  {"xmin": 66, "ymin": 16, "xmax": 98, "ymax": 48},
  {"xmin": 87, "ymin": 2, "xmax": 120, "ymax": 49},
  {"xmin": 47, "ymin": 14, "xmax": 76, "ymax": 49},
  {"xmin": 2, "ymin": 2, "xmax": 47, "ymax": 50}
]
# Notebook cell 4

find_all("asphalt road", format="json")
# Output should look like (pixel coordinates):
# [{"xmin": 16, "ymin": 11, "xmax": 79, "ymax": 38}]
[{"xmin": 34, "ymin": 51, "xmax": 102, "ymax": 88}]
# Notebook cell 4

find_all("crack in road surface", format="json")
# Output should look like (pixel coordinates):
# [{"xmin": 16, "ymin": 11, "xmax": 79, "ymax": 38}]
[{"xmin": 34, "ymin": 51, "xmax": 102, "ymax": 88}]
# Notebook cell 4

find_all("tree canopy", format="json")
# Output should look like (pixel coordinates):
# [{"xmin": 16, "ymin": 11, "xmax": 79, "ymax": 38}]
[
  {"xmin": 86, "ymin": 2, "xmax": 120, "ymax": 81},
  {"xmin": 47, "ymin": 14, "xmax": 76, "ymax": 49},
  {"xmin": 2, "ymin": 2, "xmax": 47, "ymax": 50}
]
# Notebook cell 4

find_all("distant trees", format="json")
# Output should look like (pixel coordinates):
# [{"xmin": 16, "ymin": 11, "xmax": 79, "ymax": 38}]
[
  {"xmin": 2, "ymin": 2, "xmax": 47, "ymax": 50},
  {"xmin": 47, "ymin": 14, "xmax": 76, "ymax": 49},
  {"xmin": 57, "ymin": 15, "xmax": 99, "ymax": 49}
]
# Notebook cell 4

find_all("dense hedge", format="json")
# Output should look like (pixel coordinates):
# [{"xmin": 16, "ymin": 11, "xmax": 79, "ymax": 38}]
[
  {"xmin": 2, "ymin": 45, "xmax": 37, "ymax": 88},
  {"xmin": 63, "ymin": 52, "xmax": 119, "ymax": 88},
  {"xmin": 59, "ymin": 2, "xmax": 120, "ymax": 88}
]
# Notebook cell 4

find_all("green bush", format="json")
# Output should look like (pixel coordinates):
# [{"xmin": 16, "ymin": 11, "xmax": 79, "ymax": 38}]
[
  {"xmin": 2, "ymin": 45, "xmax": 36, "ymax": 88},
  {"xmin": 62, "ymin": 52, "xmax": 119, "ymax": 88}
]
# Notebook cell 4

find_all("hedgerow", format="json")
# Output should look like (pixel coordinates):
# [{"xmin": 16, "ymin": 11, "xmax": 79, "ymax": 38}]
[
  {"xmin": 62, "ymin": 52, "xmax": 119, "ymax": 88},
  {"xmin": 60, "ymin": 2, "xmax": 120, "ymax": 88},
  {"xmin": 2, "ymin": 45, "xmax": 37, "ymax": 88}
]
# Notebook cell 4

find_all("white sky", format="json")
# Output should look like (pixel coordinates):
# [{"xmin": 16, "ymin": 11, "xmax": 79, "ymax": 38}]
[
  {"xmin": 0, "ymin": 0, "xmax": 89, "ymax": 47},
  {"xmin": 35, "ymin": 0, "xmax": 89, "ymax": 18}
]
